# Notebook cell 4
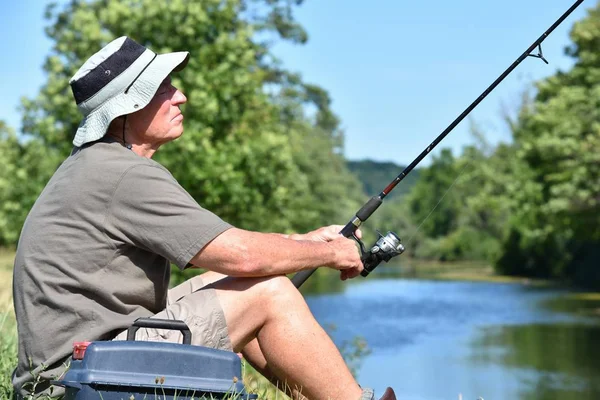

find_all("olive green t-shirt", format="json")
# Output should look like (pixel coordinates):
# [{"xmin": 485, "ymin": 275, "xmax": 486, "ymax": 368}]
[{"xmin": 12, "ymin": 141, "xmax": 232, "ymax": 397}]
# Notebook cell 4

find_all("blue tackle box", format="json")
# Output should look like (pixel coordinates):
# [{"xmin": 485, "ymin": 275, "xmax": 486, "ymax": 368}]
[{"xmin": 53, "ymin": 318, "xmax": 258, "ymax": 399}]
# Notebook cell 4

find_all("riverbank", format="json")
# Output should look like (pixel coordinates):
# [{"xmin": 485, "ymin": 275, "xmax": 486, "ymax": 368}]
[{"xmin": 400, "ymin": 258, "xmax": 551, "ymax": 285}]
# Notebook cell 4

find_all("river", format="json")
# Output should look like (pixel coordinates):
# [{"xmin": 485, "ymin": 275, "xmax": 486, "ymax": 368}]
[{"xmin": 303, "ymin": 270, "xmax": 600, "ymax": 400}]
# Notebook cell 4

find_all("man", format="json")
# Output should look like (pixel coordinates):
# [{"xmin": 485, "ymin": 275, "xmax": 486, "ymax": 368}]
[{"xmin": 12, "ymin": 36, "xmax": 396, "ymax": 400}]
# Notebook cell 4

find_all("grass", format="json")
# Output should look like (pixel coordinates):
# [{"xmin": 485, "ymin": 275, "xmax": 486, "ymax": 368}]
[{"xmin": 1, "ymin": 248, "xmax": 17, "ymax": 399}]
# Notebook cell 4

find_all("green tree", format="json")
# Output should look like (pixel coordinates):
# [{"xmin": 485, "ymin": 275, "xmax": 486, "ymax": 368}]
[
  {"xmin": 398, "ymin": 144, "xmax": 505, "ymax": 262},
  {"xmin": 402, "ymin": 5, "xmax": 600, "ymax": 278},
  {"xmin": 495, "ymin": 4, "xmax": 600, "ymax": 284},
  {"xmin": 0, "ymin": 122, "xmax": 62, "ymax": 246}
]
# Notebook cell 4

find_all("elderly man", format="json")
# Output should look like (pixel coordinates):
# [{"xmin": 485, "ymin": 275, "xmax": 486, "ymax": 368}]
[{"xmin": 12, "ymin": 37, "xmax": 396, "ymax": 400}]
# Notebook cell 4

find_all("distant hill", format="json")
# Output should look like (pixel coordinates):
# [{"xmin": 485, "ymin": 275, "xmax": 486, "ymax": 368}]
[{"xmin": 347, "ymin": 159, "xmax": 420, "ymax": 199}]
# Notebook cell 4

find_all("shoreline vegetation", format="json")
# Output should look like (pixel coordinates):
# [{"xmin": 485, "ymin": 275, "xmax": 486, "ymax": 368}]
[
  {"xmin": 2, "ymin": 249, "xmax": 599, "ymax": 399},
  {"xmin": 398, "ymin": 259, "xmax": 553, "ymax": 286}
]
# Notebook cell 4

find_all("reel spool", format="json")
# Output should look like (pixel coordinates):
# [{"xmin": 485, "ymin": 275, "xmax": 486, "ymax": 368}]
[{"xmin": 354, "ymin": 231, "xmax": 405, "ymax": 277}]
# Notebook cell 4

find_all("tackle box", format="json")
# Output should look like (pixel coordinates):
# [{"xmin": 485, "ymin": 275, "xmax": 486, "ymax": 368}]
[{"xmin": 53, "ymin": 318, "xmax": 257, "ymax": 399}]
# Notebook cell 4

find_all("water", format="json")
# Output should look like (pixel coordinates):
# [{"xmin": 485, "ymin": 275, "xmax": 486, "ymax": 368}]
[{"xmin": 304, "ymin": 275, "xmax": 600, "ymax": 400}]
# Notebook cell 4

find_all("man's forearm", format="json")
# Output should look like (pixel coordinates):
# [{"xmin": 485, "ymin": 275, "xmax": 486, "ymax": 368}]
[{"xmin": 191, "ymin": 228, "xmax": 335, "ymax": 277}]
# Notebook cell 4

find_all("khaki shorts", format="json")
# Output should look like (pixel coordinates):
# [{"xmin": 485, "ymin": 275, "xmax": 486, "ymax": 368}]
[{"xmin": 113, "ymin": 275, "xmax": 232, "ymax": 351}]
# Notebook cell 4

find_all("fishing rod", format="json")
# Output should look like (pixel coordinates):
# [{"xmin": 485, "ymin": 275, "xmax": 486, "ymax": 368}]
[{"xmin": 292, "ymin": 0, "xmax": 586, "ymax": 289}]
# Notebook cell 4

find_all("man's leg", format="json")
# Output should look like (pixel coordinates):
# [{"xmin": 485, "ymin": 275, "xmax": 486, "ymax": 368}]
[
  {"xmin": 207, "ymin": 275, "xmax": 363, "ymax": 400},
  {"xmin": 172, "ymin": 272, "xmax": 308, "ymax": 398},
  {"xmin": 242, "ymin": 338, "xmax": 308, "ymax": 400}
]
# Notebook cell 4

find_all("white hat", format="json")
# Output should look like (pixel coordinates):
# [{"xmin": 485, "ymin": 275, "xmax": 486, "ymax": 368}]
[{"xmin": 69, "ymin": 36, "xmax": 189, "ymax": 147}]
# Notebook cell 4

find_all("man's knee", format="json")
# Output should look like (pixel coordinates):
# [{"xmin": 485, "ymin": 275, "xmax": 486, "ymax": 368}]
[
  {"xmin": 264, "ymin": 274, "xmax": 298, "ymax": 294},
  {"xmin": 253, "ymin": 275, "xmax": 300, "ymax": 307},
  {"xmin": 209, "ymin": 274, "xmax": 301, "ymax": 318}
]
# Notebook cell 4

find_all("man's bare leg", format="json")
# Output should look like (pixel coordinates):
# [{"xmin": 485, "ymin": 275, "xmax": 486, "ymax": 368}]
[
  {"xmin": 242, "ymin": 338, "xmax": 309, "ymax": 399},
  {"xmin": 197, "ymin": 271, "xmax": 307, "ymax": 398},
  {"xmin": 207, "ymin": 275, "xmax": 363, "ymax": 400}
]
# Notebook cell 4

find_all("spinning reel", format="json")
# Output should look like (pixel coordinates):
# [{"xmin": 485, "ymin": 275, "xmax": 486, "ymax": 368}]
[{"xmin": 353, "ymin": 231, "xmax": 405, "ymax": 277}]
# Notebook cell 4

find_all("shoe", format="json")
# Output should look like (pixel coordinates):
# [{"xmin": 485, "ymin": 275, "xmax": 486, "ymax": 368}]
[{"xmin": 380, "ymin": 387, "xmax": 397, "ymax": 400}]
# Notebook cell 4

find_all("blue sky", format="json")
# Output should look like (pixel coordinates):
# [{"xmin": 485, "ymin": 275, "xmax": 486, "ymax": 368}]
[{"xmin": 0, "ymin": 0, "xmax": 591, "ymax": 165}]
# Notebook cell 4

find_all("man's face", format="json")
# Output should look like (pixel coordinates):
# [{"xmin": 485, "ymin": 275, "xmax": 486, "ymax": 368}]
[{"xmin": 129, "ymin": 76, "xmax": 187, "ymax": 146}]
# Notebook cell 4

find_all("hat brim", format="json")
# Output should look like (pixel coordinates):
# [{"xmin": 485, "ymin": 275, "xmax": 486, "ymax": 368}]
[{"xmin": 72, "ymin": 51, "xmax": 190, "ymax": 147}]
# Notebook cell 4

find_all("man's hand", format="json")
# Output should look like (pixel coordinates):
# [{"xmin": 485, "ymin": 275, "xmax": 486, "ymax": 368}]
[
  {"xmin": 270, "ymin": 225, "xmax": 365, "ymax": 280},
  {"xmin": 303, "ymin": 225, "xmax": 363, "ymax": 243},
  {"xmin": 324, "ymin": 236, "xmax": 364, "ymax": 280},
  {"xmin": 303, "ymin": 225, "xmax": 364, "ymax": 281}
]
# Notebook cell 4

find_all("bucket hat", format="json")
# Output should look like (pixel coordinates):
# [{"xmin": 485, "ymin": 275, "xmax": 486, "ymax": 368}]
[{"xmin": 69, "ymin": 36, "xmax": 189, "ymax": 147}]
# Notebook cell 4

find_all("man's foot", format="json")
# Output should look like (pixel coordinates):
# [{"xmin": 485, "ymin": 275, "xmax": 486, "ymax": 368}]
[{"xmin": 380, "ymin": 387, "xmax": 397, "ymax": 400}]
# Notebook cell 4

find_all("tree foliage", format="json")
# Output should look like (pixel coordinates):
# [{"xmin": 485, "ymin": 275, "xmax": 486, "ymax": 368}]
[
  {"xmin": 0, "ymin": 122, "xmax": 62, "ymax": 246},
  {"xmin": 493, "ymin": 4, "xmax": 600, "ymax": 285}
]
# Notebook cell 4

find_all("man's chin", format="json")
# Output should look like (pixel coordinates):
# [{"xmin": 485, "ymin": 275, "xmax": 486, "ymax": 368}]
[{"xmin": 171, "ymin": 126, "xmax": 184, "ymax": 138}]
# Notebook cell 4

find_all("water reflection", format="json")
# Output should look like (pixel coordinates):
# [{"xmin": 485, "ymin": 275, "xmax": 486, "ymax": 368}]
[
  {"xmin": 472, "ymin": 324, "xmax": 600, "ymax": 400},
  {"xmin": 543, "ymin": 294, "xmax": 600, "ymax": 317}
]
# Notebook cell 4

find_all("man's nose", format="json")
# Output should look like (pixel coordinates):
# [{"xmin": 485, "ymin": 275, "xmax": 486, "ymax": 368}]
[{"xmin": 173, "ymin": 89, "xmax": 187, "ymax": 105}]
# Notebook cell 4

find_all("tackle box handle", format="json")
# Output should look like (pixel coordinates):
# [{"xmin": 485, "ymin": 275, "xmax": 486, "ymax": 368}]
[{"xmin": 127, "ymin": 317, "xmax": 192, "ymax": 345}]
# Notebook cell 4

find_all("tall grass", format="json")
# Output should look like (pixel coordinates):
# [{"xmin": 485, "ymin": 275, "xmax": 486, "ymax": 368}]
[
  {"xmin": 1, "ymin": 248, "xmax": 17, "ymax": 399},
  {"xmin": 1, "ymin": 314, "xmax": 17, "ymax": 399}
]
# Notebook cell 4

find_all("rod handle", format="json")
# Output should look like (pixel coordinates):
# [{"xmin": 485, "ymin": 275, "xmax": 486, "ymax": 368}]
[{"xmin": 292, "ymin": 269, "xmax": 317, "ymax": 288}]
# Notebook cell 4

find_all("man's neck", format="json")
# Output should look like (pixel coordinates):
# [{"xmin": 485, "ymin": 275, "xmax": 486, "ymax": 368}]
[{"xmin": 104, "ymin": 133, "xmax": 157, "ymax": 158}]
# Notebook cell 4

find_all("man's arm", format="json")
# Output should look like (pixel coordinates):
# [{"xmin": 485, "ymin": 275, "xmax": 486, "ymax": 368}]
[{"xmin": 189, "ymin": 227, "xmax": 363, "ymax": 278}]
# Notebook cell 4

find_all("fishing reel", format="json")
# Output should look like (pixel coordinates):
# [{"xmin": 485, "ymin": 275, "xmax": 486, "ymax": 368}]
[{"xmin": 354, "ymin": 231, "xmax": 405, "ymax": 277}]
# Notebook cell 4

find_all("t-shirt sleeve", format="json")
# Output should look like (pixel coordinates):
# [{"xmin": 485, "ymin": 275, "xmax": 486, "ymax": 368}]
[{"xmin": 109, "ymin": 163, "xmax": 233, "ymax": 269}]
